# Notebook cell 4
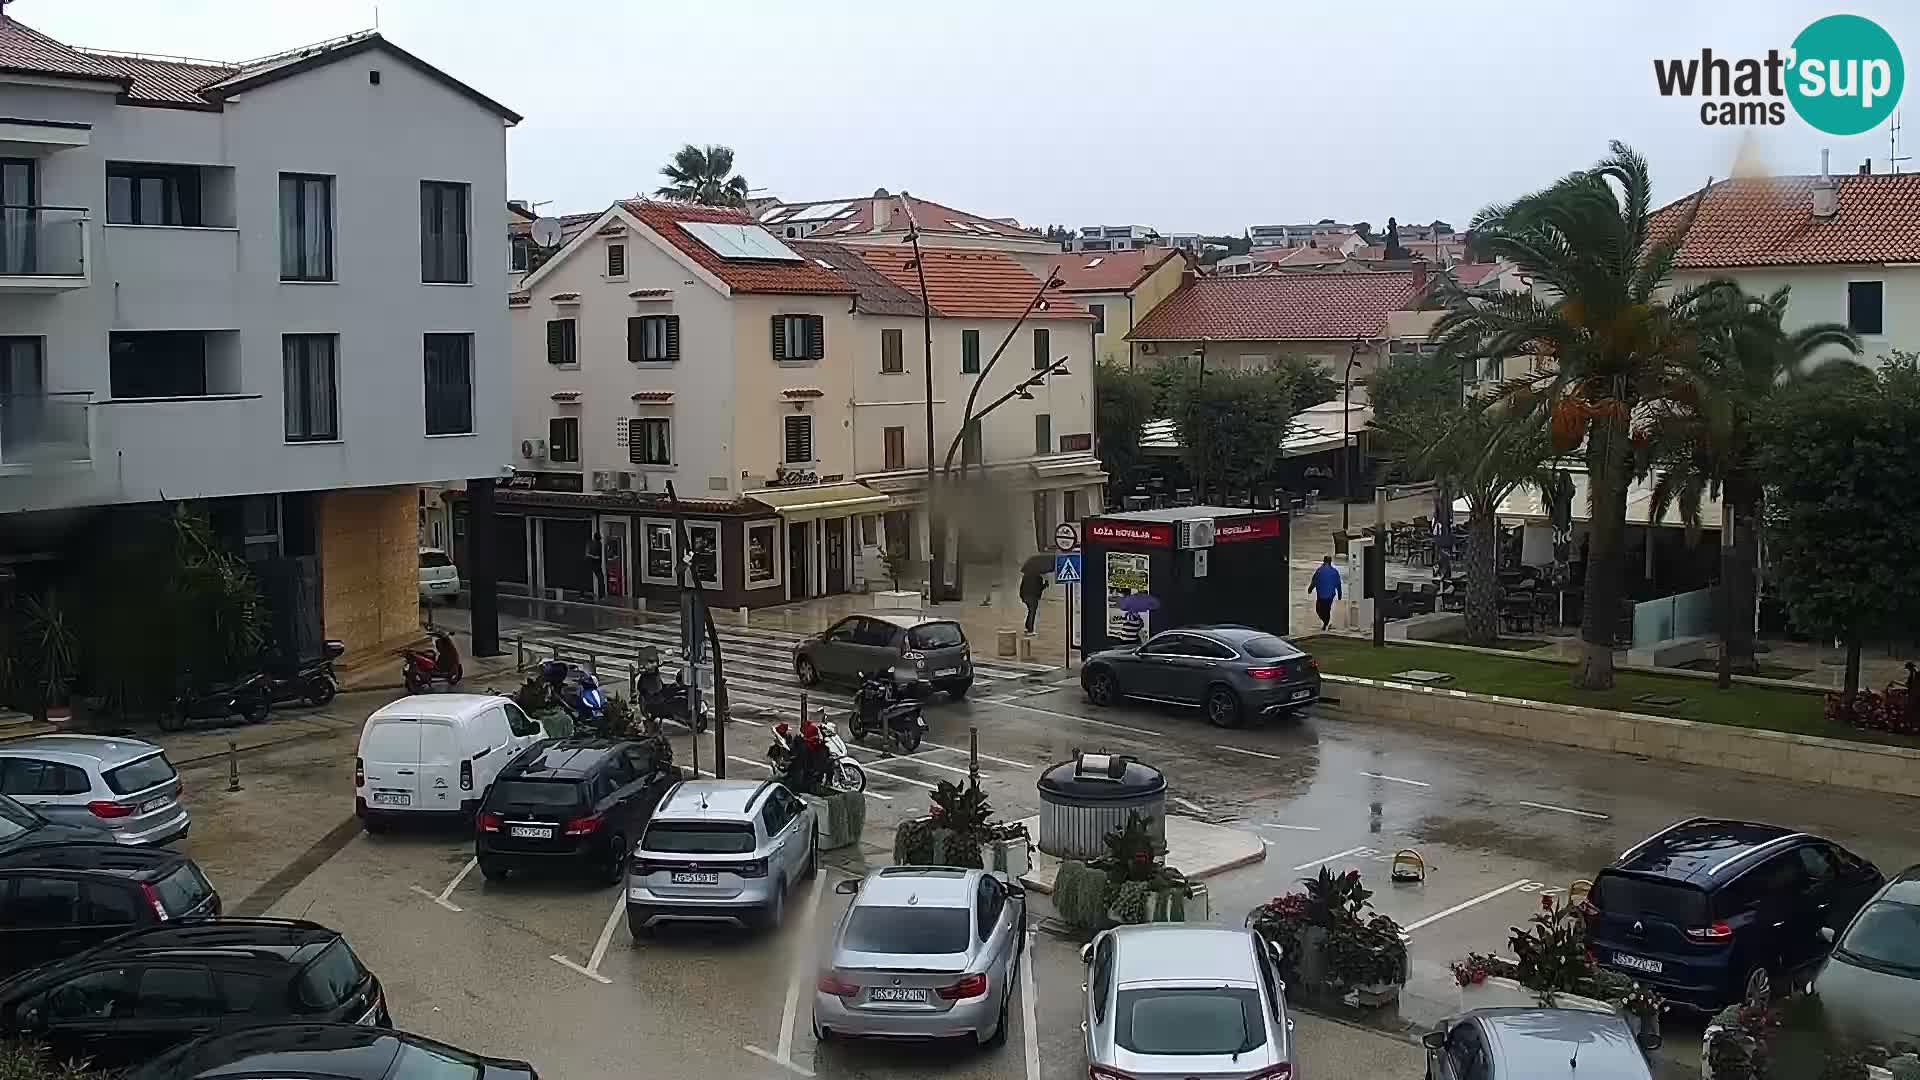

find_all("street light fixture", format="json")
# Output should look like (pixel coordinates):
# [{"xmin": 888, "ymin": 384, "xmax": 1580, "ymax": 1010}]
[{"xmin": 1340, "ymin": 338, "xmax": 1368, "ymax": 534}]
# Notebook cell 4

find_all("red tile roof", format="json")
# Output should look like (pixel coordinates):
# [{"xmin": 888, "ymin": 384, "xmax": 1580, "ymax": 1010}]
[
  {"xmin": 1127, "ymin": 271, "xmax": 1421, "ymax": 341},
  {"xmin": 621, "ymin": 201, "xmax": 855, "ymax": 296},
  {"xmin": 790, "ymin": 240, "xmax": 929, "ymax": 317},
  {"xmin": 1052, "ymin": 247, "xmax": 1187, "ymax": 293},
  {"xmin": 1250, "ymin": 245, "xmax": 1347, "ymax": 268},
  {"xmin": 768, "ymin": 192, "xmax": 1040, "ymax": 242},
  {"xmin": 853, "ymin": 247, "xmax": 1091, "ymax": 321},
  {"xmin": 1450, "ymin": 262, "xmax": 1500, "ymax": 286},
  {"xmin": 1655, "ymin": 174, "xmax": 1920, "ymax": 268},
  {"xmin": 0, "ymin": 18, "xmax": 126, "ymax": 82},
  {"xmin": 86, "ymin": 52, "xmax": 238, "ymax": 107}
]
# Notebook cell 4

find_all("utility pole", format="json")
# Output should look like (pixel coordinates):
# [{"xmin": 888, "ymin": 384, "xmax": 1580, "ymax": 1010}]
[
  {"xmin": 1372, "ymin": 487, "xmax": 1388, "ymax": 647},
  {"xmin": 899, "ymin": 194, "xmax": 941, "ymax": 600},
  {"xmin": 665, "ymin": 481, "xmax": 728, "ymax": 775}
]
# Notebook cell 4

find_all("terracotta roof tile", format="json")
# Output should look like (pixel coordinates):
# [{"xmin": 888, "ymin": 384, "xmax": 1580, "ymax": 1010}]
[
  {"xmin": 1128, "ymin": 272, "xmax": 1421, "ymax": 341},
  {"xmin": 762, "ymin": 193, "xmax": 1039, "ymax": 242},
  {"xmin": 84, "ymin": 52, "xmax": 237, "ymax": 106},
  {"xmin": 790, "ymin": 240, "xmax": 930, "ymax": 317},
  {"xmin": 1052, "ymin": 247, "xmax": 1187, "ymax": 293},
  {"xmin": 1450, "ymin": 262, "xmax": 1500, "ymax": 286},
  {"xmin": 621, "ymin": 200, "xmax": 854, "ymax": 296},
  {"xmin": 0, "ymin": 18, "xmax": 126, "ymax": 82},
  {"xmin": 1656, "ymin": 174, "xmax": 1920, "ymax": 268},
  {"xmin": 853, "ymin": 247, "xmax": 1091, "ymax": 321}
]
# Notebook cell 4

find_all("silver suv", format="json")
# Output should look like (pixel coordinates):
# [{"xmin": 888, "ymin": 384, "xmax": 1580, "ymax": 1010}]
[
  {"xmin": 0, "ymin": 736, "xmax": 188, "ymax": 846},
  {"xmin": 625, "ymin": 779, "xmax": 815, "ymax": 937}
]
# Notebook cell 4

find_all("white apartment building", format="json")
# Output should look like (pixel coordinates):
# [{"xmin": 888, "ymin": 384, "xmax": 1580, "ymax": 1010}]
[
  {"xmin": 1248, "ymin": 222, "xmax": 1357, "ymax": 248},
  {"xmin": 0, "ymin": 18, "xmax": 517, "ymax": 656},
  {"xmin": 1069, "ymin": 225, "xmax": 1161, "ymax": 252}
]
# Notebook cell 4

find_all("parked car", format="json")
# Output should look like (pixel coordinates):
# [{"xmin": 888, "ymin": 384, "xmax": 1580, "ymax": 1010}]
[
  {"xmin": 794, "ymin": 614, "xmax": 974, "ymax": 699},
  {"xmin": 355, "ymin": 694, "xmax": 545, "ymax": 829},
  {"xmin": 815, "ymin": 866, "xmax": 1025, "ymax": 1046},
  {"xmin": 418, "ymin": 547, "xmax": 461, "ymax": 603},
  {"xmin": 130, "ymin": 1022, "xmax": 537, "ymax": 1080},
  {"xmin": 0, "ymin": 736, "xmax": 190, "ymax": 845},
  {"xmin": 475, "ymin": 737, "xmax": 679, "ymax": 884},
  {"xmin": 1424, "ymin": 1007, "xmax": 1652, "ymax": 1080},
  {"xmin": 0, "ymin": 842, "xmax": 220, "ymax": 977},
  {"xmin": 1583, "ymin": 816, "xmax": 1884, "ymax": 1009},
  {"xmin": 0, "ymin": 918, "xmax": 388, "ymax": 1069},
  {"xmin": 625, "ymin": 779, "xmax": 815, "ymax": 937},
  {"xmin": 1809, "ymin": 863, "xmax": 1920, "ymax": 1048},
  {"xmin": 0, "ymin": 793, "xmax": 112, "ymax": 857},
  {"xmin": 1081, "ymin": 626, "xmax": 1321, "ymax": 727},
  {"xmin": 1082, "ymin": 925, "xmax": 1295, "ymax": 1080}
]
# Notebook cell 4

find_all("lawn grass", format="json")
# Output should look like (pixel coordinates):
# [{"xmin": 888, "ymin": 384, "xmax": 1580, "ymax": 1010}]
[
  {"xmin": 1427, "ymin": 632, "xmax": 1548, "ymax": 652},
  {"xmin": 1304, "ymin": 636, "xmax": 1919, "ymax": 749}
]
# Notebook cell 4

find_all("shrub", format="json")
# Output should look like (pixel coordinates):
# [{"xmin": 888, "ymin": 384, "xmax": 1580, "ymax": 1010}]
[
  {"xmin": 1054, "ymin": 859, "xmax": 1110, "ymax": 931},
  {"xmin": 1111, "ymin": 880, "xmax": 1153, "ymax": 924},
  {"xmin": 928, "ymin": 780, "xmax": 993, "ymax": 854},
  {"xmin": 1450, "ymin": 951, "xmax": 1514, "ymax": 987},
  {"xmin": 0, "ymin": 1041, "xmax": 93, "ymax": 1079}
]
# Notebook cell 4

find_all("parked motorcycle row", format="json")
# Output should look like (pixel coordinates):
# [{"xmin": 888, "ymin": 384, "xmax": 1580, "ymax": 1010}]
[{"xmin": 161, "ymin": 639, "xmax": 346, "ymax": 732}]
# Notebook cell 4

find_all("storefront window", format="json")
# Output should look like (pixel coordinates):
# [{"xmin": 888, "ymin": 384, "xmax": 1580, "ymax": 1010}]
[
  {"xmin": 644, "ymin": 522, "xmax": 675, "ymax": 583},
  {"xmin": 747, "ymin": 522, "xmax": 778, "ymax": 586},
  {"xmin": 687, "ymin": 522, "xmax": 720, "ymax": 587}
]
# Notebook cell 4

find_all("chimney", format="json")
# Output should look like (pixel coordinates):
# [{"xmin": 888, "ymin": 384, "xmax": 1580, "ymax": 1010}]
[
  {"xmin": 1409, "ymin": 259, "xmax": 1428, "ymax": 293},
  {"xmin": 1861, "ymin": 159, "xmax": 1873, "ymax": 175},
  {"xmin": 1181, "ymin": 268, "xmax": 1197, "ymax": 288},
  {"xmin": 1812, "ymin": 150, "xmax": 1839, "ymax": 219},
  {"xmin": 873, "ymin": 196, "xmax": 892, "ymax": 231},
  {"xmin": 508, "ymin": 199, "xmax": 528, "ymax": 213}
]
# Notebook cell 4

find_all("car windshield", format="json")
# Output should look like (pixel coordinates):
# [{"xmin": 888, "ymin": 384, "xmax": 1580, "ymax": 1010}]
[
  {"xmin": 643, "ymin": 821, "xmax": 756, "ymax": 854},
  {"xmin": 0, "ymin": 795, "xmax": 41, "ymax": 843},
  {"xmin": 297, "ymin": 939, "xmax": 370, "ymax": 1010},
  {"xmin": 1241, "ymin": 635, "xmax": 1299, "ymax": 659},
  {"xmin": 842, "ymin": 905, "xmax": 970, "ymax": 954},
  {"xmin": 489, "ymin": 780, "xmax": 585, "ymax": 809},
  {"xmin": 1115, "ymin": 988, "xmax": 1265, "ymax": 1056},
  {"xmin": 104, "ymin": 753, "xmax": 175, "ymax": 796},
  {"xmin": 152, "ymin": 862, "xmax": 213, "ymax": 915},
  {"xmin": 1591, "ymin": 872, "xmax": 1708, "ymax": 925},
  {"xmin": 909, "ymin": 622, "xmax": 965, "ymax": 649},
  {"xmin": 420, "ymin": 551, "xmax": 454, "ymax": 568},
  {"xmin": 1836, "ymin": 901, "xmax": 1920, "ymax": 975}
]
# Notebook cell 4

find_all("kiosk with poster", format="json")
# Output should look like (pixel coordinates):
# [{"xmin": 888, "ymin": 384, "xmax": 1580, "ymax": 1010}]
[{"xmin": 1079, "ymin": 506, "xmax": 1291, "ymax": 654}]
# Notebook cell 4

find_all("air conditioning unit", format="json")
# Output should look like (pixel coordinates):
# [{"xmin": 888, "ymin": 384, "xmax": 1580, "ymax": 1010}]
[
  {"xmin": 614, "ymin": 471, "xmax": 635, "ymax": 490},
  {"xmin": 591, "ymin": 470, "xmax": 614, "ymax": 492},
  {"xmin": 1176, "ymin": 517, "xmax": 1216, "ymax": 550},
  {"xmin": 1140, "ymin": 342, "xmax": 1158, "ymax": 355},
  {"xmin": 520, "ymin": 438, "xmax": 547, "ymax": 460}
]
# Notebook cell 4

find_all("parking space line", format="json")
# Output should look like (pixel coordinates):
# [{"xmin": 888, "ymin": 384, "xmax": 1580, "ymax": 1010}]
[
  {"xmin": 992, "ymin": 701, "xmax": 1160, "ymax": 737},
  {"xmin": 1215, "ymin": 744, "xmax": 1286, "ymax": 761},
  {"xmin": 923, "ymin": 740, "xmax": 1031, "ymax": 769},
  {"xmin": 1403, "ymin": 879, "xmax": 1532, "ymax": 933},
  {"xmin": 436, "ymin": 857, "xmax": 476, "ymax": 908},
  {"xmin": 548, "ymin": 890, "xmax": 627, "ymax": 986},
  {"xmin": 1517, "ymin": 800, "xmax": 1609, "ymax": 820},
  {"xmin": 1171, "ymin": 796, "xmax": 1206, "ymax": 814},
  {"xmin": 745, "ymin": 876, "xmax": 829, "ymax": 1078},
  {"xmin": 1359, "ymin": 771, "xmax": 1431, "ymax": 788},
  {"xmin": 1020, "ymin": 930, "xmax": 1040, "ymax": 1080},
  {"xmin": 407, "ymin": 885, "xmax": 460, "ymax": 913},
  {"xmin": 1293, "ymin": 845, "xmax": 1371, "ymax": 871},
  {"xmin": 1260, "ymin": 823, "xmax": 1322, "ymax": 831},
  {"xmin": 699, "ymin": 764, "xmax": 896, "ymax": 803},
  {"xmin": 847, "ymin": 744, "xmax": 984, "ymax": 780},
  {"xmin": 550, "ymin": 954, "xmax": 613, "ymax": 985}
]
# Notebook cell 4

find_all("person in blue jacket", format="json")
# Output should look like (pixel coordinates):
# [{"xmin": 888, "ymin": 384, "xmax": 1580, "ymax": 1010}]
[{"xmin": 1308, "ymin": 555, "xmax": 1342, "ymax": 630}]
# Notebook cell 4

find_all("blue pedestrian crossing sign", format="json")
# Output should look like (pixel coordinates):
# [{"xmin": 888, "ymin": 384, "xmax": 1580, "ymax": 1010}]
[{"xmin": 1054, "ymin": 552, "xmax": 1083, "ymax": 583}]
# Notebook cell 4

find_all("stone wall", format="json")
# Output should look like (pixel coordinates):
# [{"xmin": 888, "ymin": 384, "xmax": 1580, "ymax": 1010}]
[
  {"xmin": 1323, "ymin": 675, "xmax": 1920, "ymax": 798},
  {"xmin": 317, "ymin": 486, "xmax": 420, "ymax": 658}
]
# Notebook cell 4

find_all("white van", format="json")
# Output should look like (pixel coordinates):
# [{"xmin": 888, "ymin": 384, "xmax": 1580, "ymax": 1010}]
[{"xmin": 355, "ymin": 694, "xmax": 546, "ymax": 829}]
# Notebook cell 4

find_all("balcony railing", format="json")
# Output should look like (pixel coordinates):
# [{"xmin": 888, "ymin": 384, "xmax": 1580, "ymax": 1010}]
[
  {"xmin": 0, "ymin": 206, "xmax": 89, "ymax": 278},
  {"xmin": 0, "ymin": 392, "xmax": 92, "ymax": 467}
]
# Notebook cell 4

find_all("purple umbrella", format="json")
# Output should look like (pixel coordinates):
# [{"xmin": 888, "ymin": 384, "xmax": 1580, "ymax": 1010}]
[{"xmin": 1117, "ymin": 592, "xmax": 1160, "ymax": 614}]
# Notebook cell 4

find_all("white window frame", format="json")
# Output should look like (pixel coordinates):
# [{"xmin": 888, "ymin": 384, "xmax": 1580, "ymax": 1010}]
[{"xmin": 745, "ymin": 518, "xmax": 782, "ymax": 590}]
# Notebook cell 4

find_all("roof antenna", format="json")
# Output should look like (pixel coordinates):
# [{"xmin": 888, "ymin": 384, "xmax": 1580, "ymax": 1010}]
[
  {"xmin": 1570, "ymin": 1039, "xmax": 1581, "ymax": 1071},
  {"xmin": 1892, "ymin": 111, "xmax": 1911, "ymax": 175},
  {"xmin": 373, "ymin": 5, "xmax": 380, "ymax": 29}
]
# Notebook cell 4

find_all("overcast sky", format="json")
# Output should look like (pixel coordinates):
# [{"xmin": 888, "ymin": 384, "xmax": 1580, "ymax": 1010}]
[{"xmin": 18, "ymin": 1, "xmax": 1920, "ymax": 234}]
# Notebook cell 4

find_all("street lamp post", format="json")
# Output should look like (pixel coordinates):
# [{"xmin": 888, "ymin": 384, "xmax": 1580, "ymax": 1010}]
[
  {"xmin": 899, "ymin": 195, "xmax": 939, "ymax": 598},
  {"xmin": 1340, "ymin": 339, "xmax": 1366, "ymax": 534}
]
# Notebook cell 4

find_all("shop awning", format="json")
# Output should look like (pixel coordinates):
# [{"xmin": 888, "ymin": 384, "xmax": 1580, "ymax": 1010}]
[
  {"xmin": 1456, "ymin": 469, "xmax": 1724, "ymax": 529},
  {"xmin": 746, "ymin": 481, "xmax": 891, "ymax": 520}
]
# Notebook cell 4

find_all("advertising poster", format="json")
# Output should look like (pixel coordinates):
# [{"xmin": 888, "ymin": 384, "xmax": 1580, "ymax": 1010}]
[{"xmin": 1105, "ymin": 551, "xmax": 1151, "ymax": 644}]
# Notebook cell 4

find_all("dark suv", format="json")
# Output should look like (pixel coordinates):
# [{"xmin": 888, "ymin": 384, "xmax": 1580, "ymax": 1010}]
[
  {"xmin": 476, "ymin": 737, "xmax": 680, "ymax": 884},
  {"xmin": 1583, "ymin": 817, "xmax": 1884, "ymax": 1009},
  {"xmin": 0, "ymin": 842, "xmax": 220, "ymax": 977},
  {"xmin": 0, "ymin": 918, "xmax": 389, "ymax": 1069}
]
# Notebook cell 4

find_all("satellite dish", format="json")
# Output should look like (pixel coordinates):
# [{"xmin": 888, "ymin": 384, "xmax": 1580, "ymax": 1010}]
[{"xmin": 530, "ymin": 217, "xmax": 563, "ymax": 247}]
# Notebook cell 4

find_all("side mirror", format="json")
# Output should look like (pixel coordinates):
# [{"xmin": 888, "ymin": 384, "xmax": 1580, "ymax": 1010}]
[
  {"xmin": 1080, "ymin": 944, "xmax": 1094, "ymax": 964},
  {"xmin": 1818, "ymin": 926, "xmax": 1836, "ymax": 943},
  {"xmin": 1008, "ymin": 884, "xmax": 1025, "ymax": 900},
  {"xmin": 1267, "ymin": 940, "xmax": 1284, "ymax": 965},
  {"xmin": 834, "ymin": 879, "xmax": 860, "ymax": 895},
  {"xmin": 1422, "ymin": 1030, "xmax": 1447, "ymax": 1051}
]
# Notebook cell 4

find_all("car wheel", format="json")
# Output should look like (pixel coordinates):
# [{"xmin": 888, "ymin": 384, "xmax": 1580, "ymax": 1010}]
[
  {"xmin": 813, "ymin": 1017, "xmax": 834, "ymax": 1043},
  {"xmin": 796, "ymin": 657, "xmax": 819, "ymax": 687},
  {"xmin": 602, "ymin": 833, "xmax": 628, "ymax": 886},
  {"xmin": 362, "ymin": 815, "xmax": 387, "ymax": 835},
  {"xmin": 803, "ymin": 832, "xmax": 818, "ymax": 881},
  {"xmin": 983, "ymin": 984, "xmax": 1011, "ymax": 1048},
  {"xmin": 480, "ymin": 858, "xmax": 508, "ymax": 881},
  {"xmin": 757, "ymin": 878, "xmax": 786, "ymax": 932},
  {"xmin": 627, "ymin": 907, "xmax": 652, "ymax": 943},
  {"xmin": 1743, "ymin": 962, "xmax": 1774, "ymax": 1005},
  {"xmin": 944, "ymin": 678, "xmax": 972, "ymax": 699},
  {"xmin": 159, "ymin": 708, "xmax": 186, "ymax": 733},
  {"xmin": 1084, "ymin": 669, "xmax": 1117, "ymax": 707},
  {"xmin": 1205, "ymin": 686, "xmax": 1243, "ymax": 728}
]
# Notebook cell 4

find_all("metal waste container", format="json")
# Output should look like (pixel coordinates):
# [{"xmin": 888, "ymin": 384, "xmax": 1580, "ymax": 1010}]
[{"xmin": 1036, "ymin": 752, "xmax": 1167, "ymax": 859}]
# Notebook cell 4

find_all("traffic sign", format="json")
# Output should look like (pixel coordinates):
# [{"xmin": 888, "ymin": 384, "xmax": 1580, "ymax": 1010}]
[
  {"xmin": 1054, "ymin": 552, "xmax": 1082, "ymax": 583},
  {"xmin": 1054, "ymin": 522, "xmax": 1080, "ymax": 552}
]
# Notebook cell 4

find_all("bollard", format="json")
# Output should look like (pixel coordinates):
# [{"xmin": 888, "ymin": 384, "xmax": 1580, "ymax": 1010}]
[
  {"xmin": 739, "ymin": 606, "xmax": 751, "ymax": 627},
  {"xmin": 516, "ymin": 639, "xmax": 526, "ymax": 672},
  {"xmin": 227, "ymin": 740, "xmax": 241, "ymax": 792},
  {"xmin": 969, "ymin": 726, "xmax": 980, "ymax": 787}
]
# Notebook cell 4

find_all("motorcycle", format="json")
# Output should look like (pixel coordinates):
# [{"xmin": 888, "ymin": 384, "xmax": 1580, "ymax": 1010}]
[
  {"xmin": 635, "ymin": 646, "xmax": 707, "ymax": 733},
  {"xmin": 399, "ymin": 630, "xmax": 463, "ymax": 693},
  {"xmin": 850, "ymin": 670, "xmax": 927, "ymax": 753},
  {"xmin": 767, "ymin": 720, "xmax": 866, "ymax": 794},
  {"xmin": 539, "ymin": 659, "xmax": 606, "ymax": 728},
  {"xmin": 165, "ymin": 672, "xmax": 271, "ymax": 732},
  {"xmin": 261, "ymin": 639, "xmax": 346, "ymax": 708}
]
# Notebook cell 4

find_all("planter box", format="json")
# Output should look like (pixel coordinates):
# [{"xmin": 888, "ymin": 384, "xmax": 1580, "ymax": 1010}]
[
  {"xmin": 805, "ymin": 791, "xmax": 866, "ymax": 851},
  {"xmin": 984, "ymin": 836, "xmax": 1031, "ymax": 879},
  {"xmin": 873, "ymin": 590, "xmax": 921, "ymax": 613},
  {"xmin": 1700, "ymin": 1026, "xmax": 1896, "ymax": 1080},
  {"xmin": 1350, "ymin": 982, "xmax": 1401, "ymax": 1009},
  {"xmin": 1458, "ymin": 976, "xmax": 1614, "ymax": 1014}
]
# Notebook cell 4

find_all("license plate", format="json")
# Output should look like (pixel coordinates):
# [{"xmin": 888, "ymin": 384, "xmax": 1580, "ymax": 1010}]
[
  {"xmin": 670, "ymin": 871, "xmax": 719, "ymax": 885},
  {"xmin": 508, "ymin": 825, "xmax": 554, "ymax": 840},
  {"xmin": 935, "ymin": 668, "xmax": 960, "ymax": 677},
  {"xmin": 1613, "ymin": 953, "xmax": 1664, "ymax": 974},
  {"xmin": 141, "ymin": 796, "xmax": 173, "ymax": 814},
  {"xmin": 868, "ymin": 987, "xmax": 929, "ymax": 1003},
  {"xmin": 372, "ymin": 792, "xmax": 410, "ymax": 807},
  {"xmin": 1291, "ymin": 689, "xmax": 1313, "ymax": 701}
]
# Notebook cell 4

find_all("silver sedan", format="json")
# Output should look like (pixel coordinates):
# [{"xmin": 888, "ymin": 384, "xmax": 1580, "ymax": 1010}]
[
  {"xmin": 813, "ymin": 866, "xmax": 1025, "ymax": 1045},
  {"xmin": 1084, "ymin": 925, "xmax": 1296, "ymax": 1080}
]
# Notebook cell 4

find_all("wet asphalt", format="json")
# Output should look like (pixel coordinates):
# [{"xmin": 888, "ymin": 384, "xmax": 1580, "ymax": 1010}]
[{"xmin": 158, "ymin": 673, "xmax": 1920, "ymax": 1080}]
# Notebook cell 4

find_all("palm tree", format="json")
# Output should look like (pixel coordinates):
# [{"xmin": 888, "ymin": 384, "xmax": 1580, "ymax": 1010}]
[
  {"xmin": 1376, "ymin": 393, "xmax": 1554, "ymax": 645},
  {"xmin": 1428, "ymin": 141, "xmax": 1736, "ymax": 689},
  {"xmin": 1636, "ymin": 285, "xmax": 1861, "ymax": 676},
  {"xmin": 655, "ymin": 144, "xmax": 750, "ymax": 207}
]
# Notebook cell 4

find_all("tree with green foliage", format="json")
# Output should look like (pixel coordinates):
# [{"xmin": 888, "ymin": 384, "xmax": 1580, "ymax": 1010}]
[
  {"xmin": 1637, "ymin": 285, "xmax": 1861, "ymax": 676},
  {"xmin": 1094, "ymin": 361, "xmax": 1158, "ymax": 492},
  {"xmin": 1161, "ymin": 365, "xmax": 1296, "ymax": 503},
  {"xmin": 1274, "ymin": 353, "xmax": 1339, "ymax": 413},
  {"xmin": 654, "ymin": 144, "xmax": 750, "ymax": 207},
  {"xmin": 1753, "ymin": 354, "xmax": 1920, "ymax": 701},
  {"xmin": 1430, "ymin": 141, "xmax": 1734, "ymax": 689}
]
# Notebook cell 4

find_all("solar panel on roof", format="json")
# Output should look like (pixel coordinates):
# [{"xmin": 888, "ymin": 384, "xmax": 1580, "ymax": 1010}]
[
  {"xmin": 793, "ymin": 201, "xmax": 850, "ymax": 221},
  {"xmin": 680, "ymin": 222, "xmax": 804, "ymax": 262}
]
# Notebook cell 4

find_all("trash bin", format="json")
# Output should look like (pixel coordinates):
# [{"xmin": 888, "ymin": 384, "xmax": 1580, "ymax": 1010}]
[{"xmin": 1036, "ymin": 752, "xmax": 1167, "ymax": 859}]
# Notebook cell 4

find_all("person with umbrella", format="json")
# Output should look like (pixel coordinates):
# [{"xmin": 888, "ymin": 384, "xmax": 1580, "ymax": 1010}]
[{"xmin": 1019, "ymin": 553, "xmax": 1052, "ymax": 635}]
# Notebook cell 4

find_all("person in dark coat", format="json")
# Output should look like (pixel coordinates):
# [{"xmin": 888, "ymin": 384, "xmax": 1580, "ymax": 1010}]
[{"xmin": 1019, "ymin": 568, "xmax": 1047, "ymax": 634}]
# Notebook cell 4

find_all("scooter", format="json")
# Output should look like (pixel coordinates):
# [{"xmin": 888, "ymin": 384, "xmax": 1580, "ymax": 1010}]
[
  {"xmin": 851, "ymin": 670, "xmax": 927, "ymax": 753},
  {"xmin": 164, "ymin": 672, "xmax": 271, "ymax": 732},
  {"xmin": 767, "ymin": 720, "xmax": 866, "ymax": 794},
  {"xmin": 635, "ymin": 647, "xmax": 707, "ymax": 733},
  {"xmin": 261, "ymin": 639, "xmax": 346, "ymax": 708},
  {"xmin": 399, "ymin": 631, "xmax": 463, "ymax": 693}
]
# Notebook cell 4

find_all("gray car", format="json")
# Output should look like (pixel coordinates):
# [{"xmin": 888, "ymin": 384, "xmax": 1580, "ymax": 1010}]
[
  {"xmin": 1809, "ymin": 863, "xmax": 1920, "ymax": 1048},
  {"xmin": 1082, "ymin": 626, "xmax": 1321, "ymax": 727},
  {"xmin": 625, "ymin": 778, "xmax": 816, "ymax": 936},
  {"xmin": 1083, "ymin": 925, "xmax": 1295, "ymax": 1080},
  {"xmin": 795, "ymin": 614, "xmax": 974, "ymax": 699},
  {"xmin": 814, "ymin": 866, "xmax": 1025, "ymax": 1045},
  {"xmin": 0, "ymin": 735, "xmax": 188, "ymax": 845},
  {"xmin": 1424, "ymin": 1007, "xmax": 1652, "ymax": 1080}
]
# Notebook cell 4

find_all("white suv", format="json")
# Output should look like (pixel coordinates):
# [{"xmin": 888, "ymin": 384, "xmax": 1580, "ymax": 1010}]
[{"xmin": 626, "ymin": 779, "xmax": 816, "ymax": 937}]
